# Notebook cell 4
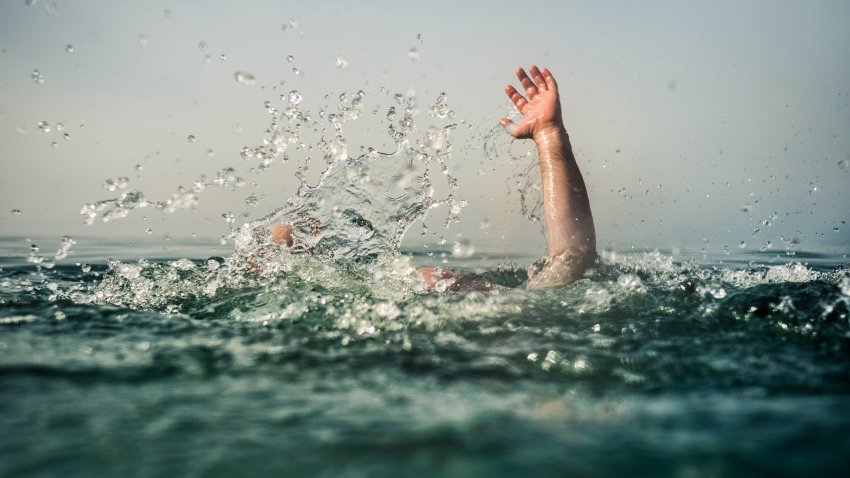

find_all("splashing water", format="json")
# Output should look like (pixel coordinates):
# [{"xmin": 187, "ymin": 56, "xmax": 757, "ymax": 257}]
[{"xmin": 9, "ymin": 70, "xmax": 849, "ymax": 478}]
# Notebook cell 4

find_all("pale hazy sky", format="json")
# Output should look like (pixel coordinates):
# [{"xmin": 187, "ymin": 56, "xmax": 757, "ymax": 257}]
[{"xmin": 1, "ymin": 0, "xmax": 848, "ymax": 256}]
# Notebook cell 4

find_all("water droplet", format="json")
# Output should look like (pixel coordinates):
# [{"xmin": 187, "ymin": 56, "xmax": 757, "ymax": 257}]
[
  {"xmin": 738, "ymin": 241, "xmax": 747, "ymax": 248},
  {"xmin": 198, "ymin": 41, "xmax": 208, "ymax": 51},
  {"xmin": 65, "ymin": 44, "xmax": 74, "ymax": 53},
  {"xmin": 451, "ymin": 238, "xmax": 474, "ymax": 258},
  {"xmin": 135, "ymin": 164, "xmax": 143, "ymax": 171},
  {"xmin": 839, "ymin": 159, "xmax": 849, "ymax": 171},
  {"xmin": 407, "ymin": 48, "xmax": 420, "ymax": 61},
  {"xmin": 81, "ymin": 263, "xmax": 91, "ymax": 273},
  {"xmin": 55, "ymin": 122, "xmax": 64, "ymax": 131},
  {"xmin": 63, "ymin": 133, "xmax": 70, "ymax": 141},
  {"xmin": 50, "ymin": 141, "xmax": 58, "ymax": 148},
  {"xmin": 11, "ymin": 209, "xmax": 21, "ymax": 215},
  {"xmin": 245, "ymin": 194, "xmax": 258, "ymax": 206},
  {"xmin": 386, "ymin": 107, "xmax": 397, "ymax": 121},
  {"xmin": 291, "ymin": 67, "xmax": 301, "ymax": 76},
  {"xmin": 187, "ymin": 134, "xmax": 196, "ymax": 143},
  {"xmin": 137, "ymin": 34, "xmax": 148, "ymax": 46},
  {"xmin": 282, "ymin": 18, "xmax": 299, "ymax": 31},
  {"xmin": 145, "ymin": 228, "xmax": 152, "ymax": 234},
  {"xmin": 335, "ymin": 56, "xmax": 348, "ymax": 69},
  {"xmin": 206, "ymin": 149, "xmax": 215, "ymax": 157},
  {"xmin": 833, "ymin": 227, "xmax": 840, "ymax": 233},
  {"xmin": 163, "ymin": 8, "xmax": 172, "ymax": 18},
  {"xmin": 286, "ymin": 55, "xmax": 295, "ymax": 63},
  {"xmin": 417, "ymin": 33, "xmax": 423, "ymax": 44},
  {"xmin": 25, "ymin": 0, "xmax": 38, "ymax": 6},
  {"xmin": 234, "ymin": 71, "xmax": 255, "ymax": 85},
  {"xmin": 31, "ymin": 69, "xmax": 44, "ymax": 84},
  {"xmin": 30, "ymin": 244, "xmax": 39, "ymax": 252},
  {"xmin": 37, "ymin": 121, "xmax": 50, "ymax": 133},
  {"xmin": 287, "ymin": 90, "xmax": 302, "ymax": 104},
  {"xmin": 219, "ymin": 53, "xmax": 227, "ymax": 61},
  {"xmin": 206, "ymin": 258, "xmax": 220, "ymax": 270}
]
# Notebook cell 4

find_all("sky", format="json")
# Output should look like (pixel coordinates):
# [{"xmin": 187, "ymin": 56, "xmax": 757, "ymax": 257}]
[{"xmin": 1, "ymin": 0, "xmax": 848, "ymax": 257}]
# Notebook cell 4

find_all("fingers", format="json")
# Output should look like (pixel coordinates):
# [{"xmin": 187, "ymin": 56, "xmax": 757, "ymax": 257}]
[
  {"xmin": 529, "ymin": 66, "xmax": 548, "ymax": 92},
  {"xmin": 541, "ymin": 67, "xmax": 558, "ymax": 91},
  {"xmin": 505, "ymin": 85, "xmax": 528, "ymax": 113},
  {"xmin": 516, "ymin": 67, "xmax": 539, "ymax": 98}
]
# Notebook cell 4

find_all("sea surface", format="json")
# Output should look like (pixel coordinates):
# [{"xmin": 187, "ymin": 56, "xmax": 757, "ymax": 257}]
[{"xmin": 1, "ymin": 236, "xmax": 848, "ymax": 477}]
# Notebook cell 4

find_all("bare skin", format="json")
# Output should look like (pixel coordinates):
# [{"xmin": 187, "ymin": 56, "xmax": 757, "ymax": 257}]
[
  {"xmin": 500, "ymin": 66, "xmax": 596, "ymax": 287},
  {"xmin": 266, "ymin": 66, "xmax": 595, "ymax": 290}
]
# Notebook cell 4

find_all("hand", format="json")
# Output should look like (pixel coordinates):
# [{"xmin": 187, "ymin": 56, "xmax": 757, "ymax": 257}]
[{"xmin": 499, "ymin": 66, "xmax": 563, "ymax": 141}]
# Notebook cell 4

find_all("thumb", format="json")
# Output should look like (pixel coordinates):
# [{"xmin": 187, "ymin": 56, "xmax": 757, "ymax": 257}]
[{"xmin": 499, "ymin": 118, "xmax": 517, "ymax": 136}]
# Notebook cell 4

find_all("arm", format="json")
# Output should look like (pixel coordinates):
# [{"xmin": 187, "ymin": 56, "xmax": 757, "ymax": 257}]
[{"xmin": 500, "ymin": 66, "xmax": 596, "ymax": 287}]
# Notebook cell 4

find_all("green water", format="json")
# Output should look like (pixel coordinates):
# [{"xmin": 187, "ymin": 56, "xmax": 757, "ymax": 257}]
[{"xmin": 2, "ymin": 239, "xmax": 848, "ymax": 477}]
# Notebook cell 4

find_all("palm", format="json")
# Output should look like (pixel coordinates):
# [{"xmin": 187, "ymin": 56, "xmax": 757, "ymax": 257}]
[{"xmin": 500, "ymin": 66, "xmax": 563, "ymax": 140}]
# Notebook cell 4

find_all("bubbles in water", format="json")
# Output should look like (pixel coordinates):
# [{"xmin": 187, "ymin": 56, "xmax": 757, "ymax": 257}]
[
  {"xmin": 245, "ymin": 194, "xmax": 258, "ymax": 206},
  {"xmin": 617, "ymin": 273, "xmax": 643, "ymax": 289},
  {"xmin": 407, "ymin": 48, "xmax": 420, "ymax": 61},
  {"xmin": 219, "ymin": 53, "xmax": 227, "ymax": 61},
  {"xmin": 287, "ymin": 90, "xmax": 302, "ymax": 105},
  {"xmin": 234, "ymin": 72, "xmax": 255, "ymax": 85},
  {"xmin": 286, "ymin": 55, "xmax": 295, "ymax": 63},
  {"xmin": 451, "ymin": 239, "xmax": 474, "ymax": 259},
  {"xmin": 206, "ymin": 258, "xmax": 220, "ymax": 271},
  {"xmin": 65, "ymin": 44, "xmax": 74, "ymax": 53},
  {"xmin": 187, "ymin": 134, "xmax": 197, "ymax": 143},
  {"xmin": 335, "ymin": 56, "xmax": 348, "ymax": 69},
  {"xmin": 37, "ymin": 121, "xmax": 50, "ymax": 133},
  {"xmin": 738, "ymin": 241, "xmax": 747, "ymax": 249},
  {"xmin": 31, "ymin": 69, "xmax": 44, "ymax": 84},
  {"xmin": 11, "ymin": 208, "xmax": 22, "ymax": 215},
  {"xmin": 839, "ymin": 276, "xmax": 850, "ymax": 296},
  {"xmin": 386, "ymin": 107, "xmax": 397, "ymax": 121},
  {"xmin": 291, "ymin": 67, "xmax": 301, "ymax": 76}
]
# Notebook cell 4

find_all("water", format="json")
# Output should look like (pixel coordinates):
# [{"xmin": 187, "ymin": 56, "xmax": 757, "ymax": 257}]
[
  {"xmin": 3, "ymin": 87, "xmax": 850, "ymax": 477},
  {"xmin": 2, "ymin": 235, "xmax": 848, "ymax": 477}
]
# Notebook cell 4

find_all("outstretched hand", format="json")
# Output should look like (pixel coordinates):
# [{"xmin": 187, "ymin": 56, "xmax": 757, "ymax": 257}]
[{"xmin": 499, "ymin": 66, "xmax": 563, "ymax": 140}]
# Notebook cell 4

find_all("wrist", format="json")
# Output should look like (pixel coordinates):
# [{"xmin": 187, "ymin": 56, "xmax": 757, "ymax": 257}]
[
  {"xmin": 533, "ymin": 124, "xmax": 568, "ymax": 148},
  {"xmin": 531, "ymin": 123, "xmax": 567, "ymax": 146}
]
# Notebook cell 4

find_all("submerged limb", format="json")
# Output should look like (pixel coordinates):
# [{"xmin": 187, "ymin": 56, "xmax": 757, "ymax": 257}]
[
  {"xmin": 416, "ymin": 267, "xmax": 493, "ymax": 292},
  {"xmin": 501, "ymin": 66, "xmax": 596, "ymax": 287}
]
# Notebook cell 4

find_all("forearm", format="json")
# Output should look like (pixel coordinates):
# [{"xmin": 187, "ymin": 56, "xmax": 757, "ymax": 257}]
[{"xmin": 533, "ymin": 126, "xmax": 596, "ymax": 259}]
